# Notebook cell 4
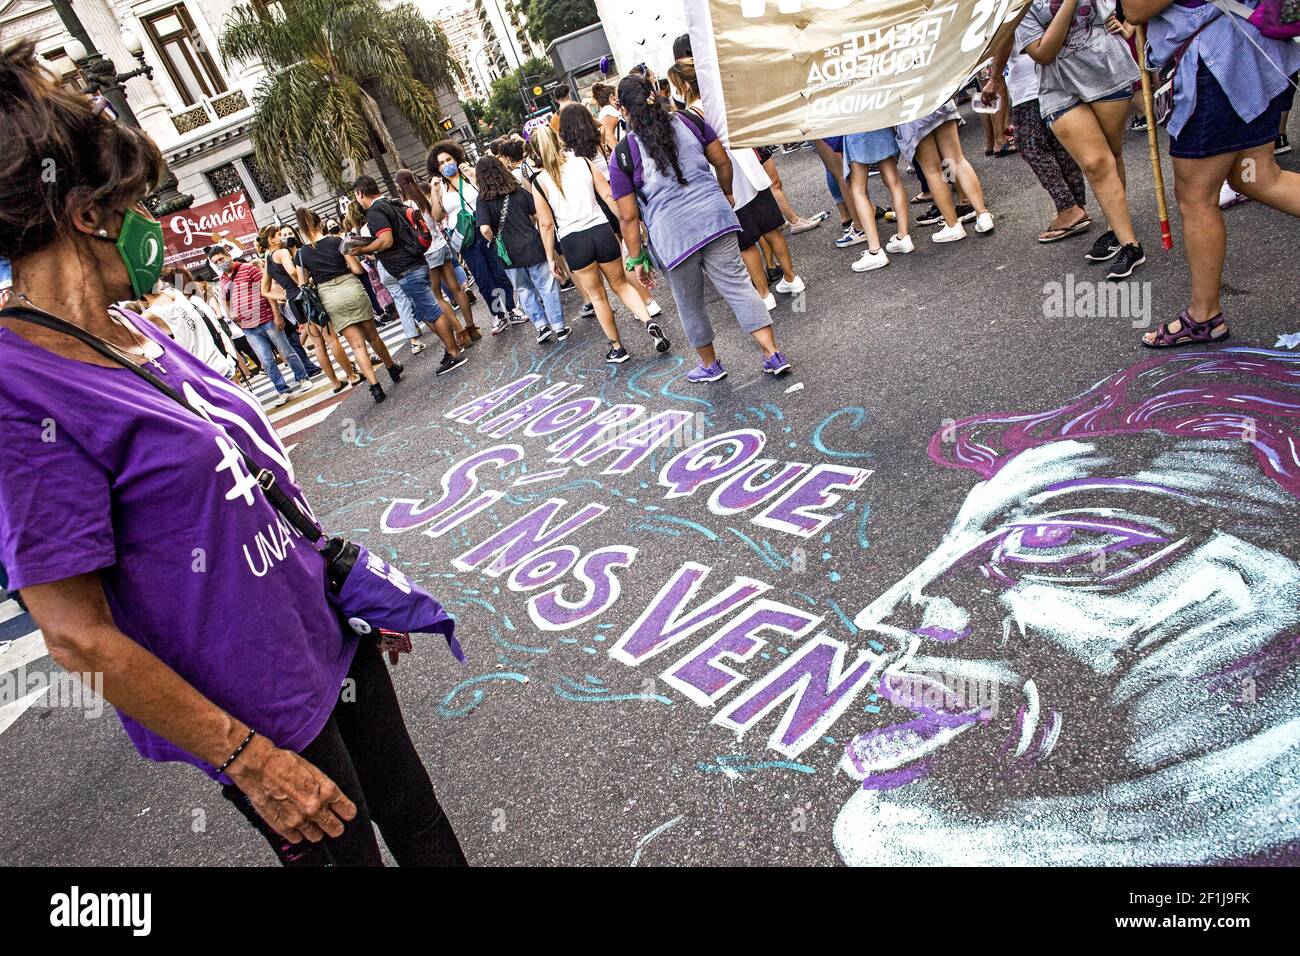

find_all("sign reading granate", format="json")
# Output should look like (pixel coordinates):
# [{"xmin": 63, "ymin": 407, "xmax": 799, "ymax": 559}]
[{"xmin": 162, "ymin": 191, "xmax": 258, "ymax": 271}]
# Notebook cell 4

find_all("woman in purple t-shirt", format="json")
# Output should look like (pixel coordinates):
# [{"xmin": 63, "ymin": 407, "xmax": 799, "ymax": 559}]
[{"xmin": 0, "ymin": 42, "xmax": 464, "ymax": 867}]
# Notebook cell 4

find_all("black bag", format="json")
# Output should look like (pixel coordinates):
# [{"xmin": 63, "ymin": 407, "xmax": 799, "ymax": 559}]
[{"xmin": 297, "ymin": 285, "xmax": 329, "ymax": 327}]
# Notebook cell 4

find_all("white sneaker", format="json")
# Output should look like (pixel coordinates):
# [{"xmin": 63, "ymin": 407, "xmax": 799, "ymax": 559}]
[
  {"xmin": 932, "ymin": 222, "xmax": 967, "ymax": 243},
  {"xmin": 974, "ymin": 212, "xmax": 995, "ymax": 234},
  {"xmin": 646, "ymin": 299, "xmax": 663, "ymax": 317},
  {"xmin": 851, "ymin": 248, "xmax": 890, "ymax": 273},
  {"xmin": 885, "ymin": 234, "xmax": 914, "ymax": 254},
  {"xmin": 763, "ymin": 293, "xmax": 777, "ymax": 311},
  {"xmin": 271, "ymin": 393, "xmax": 289, "ymax": 408},
  {"xmin": 774, "ymin": 275, "xmax": 805, "ymax": 295}
]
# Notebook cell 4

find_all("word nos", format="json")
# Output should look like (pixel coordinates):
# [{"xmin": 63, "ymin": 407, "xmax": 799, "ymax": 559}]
[
  {"xmin": 50, "ymin": 886, "xmax": 151, "ymax": 936},
  {"xmin": 376, "ymin": 377, "xmax": 885, "ymax": 760}
]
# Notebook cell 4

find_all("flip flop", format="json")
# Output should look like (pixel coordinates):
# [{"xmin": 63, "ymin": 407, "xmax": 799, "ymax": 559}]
[
  {"xmin": 1037, "ymin": 219, "xmax": 1092, "ymax": 243},
  {"xmin": 911, "ymin": 192, "xmax": 931, "ymax": 205},
  {"xmin": 993, "ymin": 143, "xmax": 1019, "ymax": 157},
  {"xmin": 1141, "ymin": 311, "xmax": 1230, "ymax": 349}
]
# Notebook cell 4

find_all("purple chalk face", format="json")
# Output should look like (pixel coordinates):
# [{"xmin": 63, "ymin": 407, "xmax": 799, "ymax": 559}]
[{"xmin": 836, "ymin": 349, "xmax": 1300, "ymax": 866}]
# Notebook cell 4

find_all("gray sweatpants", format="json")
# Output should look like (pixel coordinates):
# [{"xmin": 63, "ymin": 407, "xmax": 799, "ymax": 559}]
[{"xmin": 664, "ymin": 232, "xmax": 772, "ymax": 349}]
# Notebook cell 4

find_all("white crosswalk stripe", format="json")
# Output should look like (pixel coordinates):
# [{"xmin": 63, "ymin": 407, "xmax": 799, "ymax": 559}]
[
  {"xmin": 0, "ymin": 596, "xmax": 48, "ymax": 738},
  {"xmin": 236, "ymin": 322, "xmax": 413, "ymax": 445}
]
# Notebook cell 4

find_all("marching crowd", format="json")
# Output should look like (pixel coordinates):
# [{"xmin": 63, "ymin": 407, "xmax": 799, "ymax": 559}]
[
  {"xmin": 0, "ymin": 0, "xmax": 1297, "ymax": 869},
  {"xmin": 103, "ymin": 0, "xmax": 1297, "ymax": 413}
]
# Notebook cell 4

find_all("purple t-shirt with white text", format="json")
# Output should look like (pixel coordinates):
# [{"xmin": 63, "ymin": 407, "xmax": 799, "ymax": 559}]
[{"xmin": 0, "ymin": 314, "xmax": 356, "ymax": 778}]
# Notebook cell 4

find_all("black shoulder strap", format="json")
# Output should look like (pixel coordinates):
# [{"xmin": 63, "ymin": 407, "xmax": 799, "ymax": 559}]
[
  {"xmin": 675, "ymin": 108, "xmax": 706, "ymax": 141},
  {"xmin": 0, "ymin": 306, "xmax": 323, "ymax": 543}
]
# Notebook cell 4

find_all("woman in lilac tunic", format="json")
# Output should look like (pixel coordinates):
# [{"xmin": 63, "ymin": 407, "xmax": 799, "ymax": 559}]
[{"xmin": 0, "ymin": 42, "xmax": 464, "ymax": 867}]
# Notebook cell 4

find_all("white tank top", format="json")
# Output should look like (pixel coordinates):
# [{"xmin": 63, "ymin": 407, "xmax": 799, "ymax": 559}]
[{"xmin": 533, "ymin": 152, "xmax": 608, "ymax": 239}]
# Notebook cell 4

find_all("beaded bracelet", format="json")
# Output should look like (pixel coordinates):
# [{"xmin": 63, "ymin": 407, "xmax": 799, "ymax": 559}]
[{"xmin": 216, "ymin": 729, "xmax": 257, "ymax": 775}]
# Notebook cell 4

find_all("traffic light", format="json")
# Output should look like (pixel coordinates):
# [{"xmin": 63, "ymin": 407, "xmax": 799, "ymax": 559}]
[{"xmin": 439, "ymin": 116, "xmax": 455, "ymax": 132}]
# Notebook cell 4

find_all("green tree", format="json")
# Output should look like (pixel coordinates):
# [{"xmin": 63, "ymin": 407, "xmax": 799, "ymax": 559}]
[
  {"xmin": 482, "ymin": 56, "xmax": 557, "ymax": 133},
  {"xmin": 521, "ymin": 0, "xmax": 599, "ymax": 49},
  {"xmin": 219, "ymin": 0, "xmax": 463, "ymax": 196}
]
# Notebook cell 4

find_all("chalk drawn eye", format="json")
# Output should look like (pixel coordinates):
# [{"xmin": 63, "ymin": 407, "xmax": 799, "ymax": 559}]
[{"xmin": 976, "ymin": 519, "xmax": 1175, "ymax": 586}]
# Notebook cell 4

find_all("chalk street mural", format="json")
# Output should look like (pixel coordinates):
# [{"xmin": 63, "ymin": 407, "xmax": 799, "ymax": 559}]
[{"xmin": 317, "ymin": 345, "xmax": 1299, "ymax": 866}]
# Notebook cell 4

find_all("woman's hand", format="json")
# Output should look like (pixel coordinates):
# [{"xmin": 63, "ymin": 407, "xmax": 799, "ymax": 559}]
[
  {"xmin": 723, "ymin": 191, "xmax": 736, "ymax": 208},
  {"xmin": 226, "ymin": 734, "xmax": 358, "ymax": 844},
  {"xmin": 634, "ymin": 262, "xmax": 654, "ymax": 290},
  {"xmin": 1105, "ymin": 15, "xmax": 1136, "ymax": 37},
  {"xmin": 550, "ymin": 257, "xmax": 567, "ymax": 282}
]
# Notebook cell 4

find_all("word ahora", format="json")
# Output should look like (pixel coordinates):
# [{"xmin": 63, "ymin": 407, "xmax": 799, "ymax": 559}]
[{"xmin": 50, "ymin": 886, "xmax": 151, "ymax": 936}]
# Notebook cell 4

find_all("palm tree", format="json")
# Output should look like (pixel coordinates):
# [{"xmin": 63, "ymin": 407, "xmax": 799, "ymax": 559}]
[{"xmin": 219, "ymin": 0, "xmax": 464, "ymax": 197}]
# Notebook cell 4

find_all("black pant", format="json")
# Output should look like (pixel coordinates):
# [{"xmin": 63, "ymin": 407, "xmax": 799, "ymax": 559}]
[
  {"xmin": 233, "ymin": 336, "xmax": 261, "ymax": 370},
  {"xmin": 222, "ymin": 642, "xmax": 467, "ymax": 866}
]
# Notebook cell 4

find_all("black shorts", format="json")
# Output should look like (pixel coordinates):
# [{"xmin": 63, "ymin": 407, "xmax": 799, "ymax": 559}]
[
  {"xmin": 736, "ymin": 187, "xmax": 785, "ymax": 251},
  {"xmin": 559, "ymin": 222, "xmax": 622, "ymax": 271}
]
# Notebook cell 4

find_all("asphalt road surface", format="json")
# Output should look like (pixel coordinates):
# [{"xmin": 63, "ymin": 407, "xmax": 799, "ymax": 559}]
[{"xmin": 3, "ymin": 107, "xmax": 1298, "ymax": 867}]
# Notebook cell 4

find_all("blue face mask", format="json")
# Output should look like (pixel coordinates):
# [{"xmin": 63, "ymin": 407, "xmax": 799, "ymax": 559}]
[{"xmin": 441, "ymin": 162, "xmax": 459, "ymax": 180}]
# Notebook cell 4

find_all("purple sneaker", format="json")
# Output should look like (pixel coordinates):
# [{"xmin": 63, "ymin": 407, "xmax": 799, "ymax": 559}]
[
  {"xmin": 687, "ymin": 359, "xmax": 727, "ymax": 383},
  {"xmin": 762, "ymin": 351, "xmax": 791, "ymax": 376}
]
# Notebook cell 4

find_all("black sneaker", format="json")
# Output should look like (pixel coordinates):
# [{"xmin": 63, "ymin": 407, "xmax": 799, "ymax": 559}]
[
  {"xmin": 559, "ymin": 279, "xmax": 576, "ymax": 293},
  {"xmin": 646, "ymin": 321, "xmax": 671, "ymax": 353},
  {"xmin": 387, "ymin": 361, "xmax": 403, "ymax": 384},
  {"xmin": 580, "ymin": 302, "xmax": 596, "ymax": 319},
  {"xmin": 370, "ymin": 382, "xmax": 387, "ymax": 403},
  {"xmin": 555, "ymin": 326, "xmax": 572, "ymax": 341},
  {"xmin": 536, "ymin": 326, "xmax": 554, "ymax": 344},
  {"xmin": 1086, "ymin": 230, "xmax": 1123, "ymax": 262},
  {"xmin": 437, "ymin": 351, "xmax": 468, "ymax": 376},
  {"xmin": 766, "ymin": 265, "xmax": 783, "ymax": 284},
  {"xmin": 955, "ymin": 203, "xmax": 977, "ymax": 223},
  {"xmin": 1107, "ymin": 243, "xmax": 1146, "ymax": 281},
  {"xmin": 1277, "ymin": 134, "xmax": 1292, "ymax": 156},
  {"xmin": 915, "ymin": 204, "xmax": 944, "ymax": 226},
  {"xmin": 606, "ymin": 345, "xmax": 630, "ymax": 364}
]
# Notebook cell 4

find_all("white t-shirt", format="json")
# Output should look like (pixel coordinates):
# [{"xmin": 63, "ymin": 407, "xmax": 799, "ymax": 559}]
[
  {"xmin": 441, "ymin": 177, "xmax": 479, "ymax": 222},
  {"xmin": 532, "ymin": 153, "xmax": 609, "ymax": 239},
  {"xmin": 153, "ymin": 290, "xmax": 236, "ymax": 378},
  {"xmin": 1005, "ymin": 52, "xmax": 1040, "ymax": 107}
]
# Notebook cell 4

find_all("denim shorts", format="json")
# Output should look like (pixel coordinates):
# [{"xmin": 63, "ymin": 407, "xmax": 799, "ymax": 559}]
[
  {"xmin": 842, "ymin": 128, "xmax": 899, "ymax": 167},
  {"xmin": 1044, "ymin": 86, "xmax": 1134, "ymax": 127},
  {"xmin": 1169, "ymin": 62, "xmax": 1290, "ymax": 159}
]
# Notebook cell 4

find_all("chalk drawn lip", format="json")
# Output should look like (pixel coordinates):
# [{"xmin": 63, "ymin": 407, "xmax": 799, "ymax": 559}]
[{"xmin": 913, "ymin": 626, "xmax": 971, "ymax": 643}]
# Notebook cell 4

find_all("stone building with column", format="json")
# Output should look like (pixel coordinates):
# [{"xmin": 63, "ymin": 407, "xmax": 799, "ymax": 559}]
[{"xmin": 1, "ymin": 0, "xmax": 473, "ymax": 237}]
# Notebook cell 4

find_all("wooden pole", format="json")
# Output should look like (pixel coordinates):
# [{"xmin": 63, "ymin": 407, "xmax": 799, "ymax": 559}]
[{"xmin": 1135, "ymin": 24, "xmax": 1174, "ymax": 250}]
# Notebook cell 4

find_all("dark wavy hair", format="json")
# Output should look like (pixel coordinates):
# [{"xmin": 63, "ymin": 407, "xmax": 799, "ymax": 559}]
[
  {"xmin": 427, "ymin": 139, "xmax": 467, "ymax": 182},
  {"xmin": 616, "ymin": 74, "xmax": 687, "ymax": 186},
  {"xmin": 0, "ymin": 40, "xmax": 164, "ymax": 262},
  {"xmin": 559, "ymin": 103, "xmax": 603, "ymax": 161},
  {"xmin": 474, "ymin": 155, "xmax": 517, "ymax": 202}
]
